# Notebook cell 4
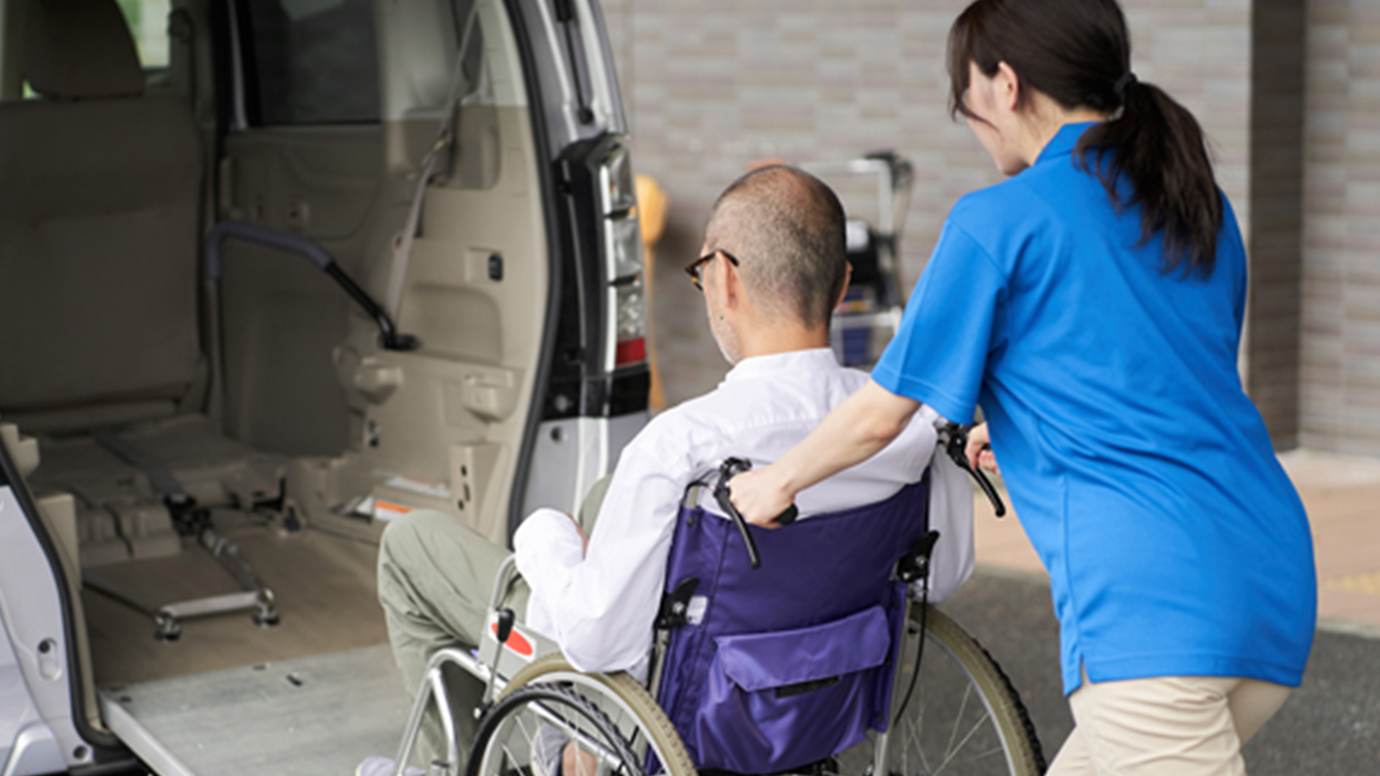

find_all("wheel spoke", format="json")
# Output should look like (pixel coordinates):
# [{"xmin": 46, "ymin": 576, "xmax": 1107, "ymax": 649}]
[
  {"xmin": 942, "ymin": 680, "xmax": 975, "ymax": 760},
  {"xmin": 934, "ymin": 709, "xmax": 993, "ymax": 774}
]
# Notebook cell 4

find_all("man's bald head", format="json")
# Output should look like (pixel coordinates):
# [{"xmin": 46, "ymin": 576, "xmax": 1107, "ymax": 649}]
[{"xmin": 705, "ymin": 166, "xmax": 847, "ymax": 330}]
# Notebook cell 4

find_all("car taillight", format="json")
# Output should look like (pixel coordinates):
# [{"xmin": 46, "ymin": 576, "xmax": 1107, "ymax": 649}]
[
  {"xmin": 597, "ymin": 141, "xmax": 648, "ymax": 370},
  {"xmin": 614, "ymin": 275, "xmax": 648, "ymax": 367}
]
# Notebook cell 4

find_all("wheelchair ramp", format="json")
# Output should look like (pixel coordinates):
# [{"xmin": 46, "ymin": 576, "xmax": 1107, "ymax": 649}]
[{"xmin": 100, "ymin": 644, "xmax": 411, "ymax": 776}]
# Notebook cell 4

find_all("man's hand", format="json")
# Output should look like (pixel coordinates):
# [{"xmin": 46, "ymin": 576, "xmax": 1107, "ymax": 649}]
[
  {"xmin": 965, "ymin": 422, "xmax": 999, "ymax": 474},
  {"xmin": 565, "ymin": 513, "xmax": 590, "ymax": 555},
  {"xmin": 727, "ymin": 465, "xmax": 795, "ymax": 529}
]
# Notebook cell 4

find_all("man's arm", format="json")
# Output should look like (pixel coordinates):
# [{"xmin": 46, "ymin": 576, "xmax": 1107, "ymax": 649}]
[{"xmin": 514, "ymin": 430, "xmax": 690, "ymax": 674}]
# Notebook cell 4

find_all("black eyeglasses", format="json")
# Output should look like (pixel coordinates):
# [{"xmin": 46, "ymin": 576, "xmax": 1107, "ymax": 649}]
[{"xmin": 684, "ymin": 249, "xmax": 740, "ymax": 291}]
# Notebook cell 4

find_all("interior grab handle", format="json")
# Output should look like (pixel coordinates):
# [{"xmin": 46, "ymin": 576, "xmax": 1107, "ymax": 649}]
[{"xmin": 204, "ymin": 220, "xmax": 418, "ymax": 351}]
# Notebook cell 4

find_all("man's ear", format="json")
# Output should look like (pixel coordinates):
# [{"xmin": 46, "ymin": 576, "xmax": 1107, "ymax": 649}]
[
  {"xmin": 835, "ymin": 262, "xmax": 853, "ymax": 309},
  {"xmin": 718, "ymin": 251, "xmax": 743, "ymax": 310}
]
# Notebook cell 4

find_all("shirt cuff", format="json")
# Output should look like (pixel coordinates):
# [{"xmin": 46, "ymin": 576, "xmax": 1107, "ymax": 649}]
[{"xmin": 513, "ymin": 508, "xmax": 586, "ymax": 589}]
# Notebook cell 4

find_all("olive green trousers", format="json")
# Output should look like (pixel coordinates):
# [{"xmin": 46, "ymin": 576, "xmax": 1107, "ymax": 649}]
[{"xmin": 376, "ymin": 477, "xmax": 610, "ymax": 767}]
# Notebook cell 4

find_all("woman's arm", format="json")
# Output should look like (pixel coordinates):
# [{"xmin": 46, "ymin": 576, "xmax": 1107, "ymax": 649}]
[{"xmin": 728, "ymin": 379, "xmax": 922, "ymax": 526}]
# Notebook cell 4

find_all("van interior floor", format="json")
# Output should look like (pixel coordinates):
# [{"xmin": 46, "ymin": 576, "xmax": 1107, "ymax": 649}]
[
  {"xmin": 83, "ymin": 521, "xmax": 389, "ymax": 686},
  {"xmin": 100, "ymin": 643, "xmax": 412, "ymax": 776}
]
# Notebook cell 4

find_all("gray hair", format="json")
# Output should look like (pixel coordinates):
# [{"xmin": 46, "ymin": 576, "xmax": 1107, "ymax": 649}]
[{"xmin": 705, "ymin": 166, "xmax": 848, "ymax": 330}]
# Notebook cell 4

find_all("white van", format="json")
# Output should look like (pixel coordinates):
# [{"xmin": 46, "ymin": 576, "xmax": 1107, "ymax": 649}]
[{"xmin": 0, "ymin": 1, "xmax": 647, "ymax": 774}]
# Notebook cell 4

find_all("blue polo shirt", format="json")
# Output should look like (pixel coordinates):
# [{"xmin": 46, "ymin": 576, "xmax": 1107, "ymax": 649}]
[{"xmin": 873, "ymin": 122, "xmax": 1316, "ymax": 694}]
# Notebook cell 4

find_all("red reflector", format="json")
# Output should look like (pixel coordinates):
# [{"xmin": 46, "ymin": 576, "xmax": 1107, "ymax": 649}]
[
  {"xmin": 491, "ymin": 621, "xmax": 534, "ymax": 656},
  {"xmin": 616, "ymin": 337, "xmax": 647, "ymax": 365}
]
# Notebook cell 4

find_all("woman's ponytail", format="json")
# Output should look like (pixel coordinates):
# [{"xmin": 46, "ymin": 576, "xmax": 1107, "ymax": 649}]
[
  {"xmin": 1078, "ymin": 78, "xmax": 1223, "ymax": 275},
  {"xmin": 948, "ymin": 0, "xmax": 1224, "ymax": 276}
]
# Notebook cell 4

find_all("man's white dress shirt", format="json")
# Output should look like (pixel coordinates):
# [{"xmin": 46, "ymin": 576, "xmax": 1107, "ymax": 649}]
[{"xmin": 514, "ymin": 348, "xmax": 975, "ymax": 674}]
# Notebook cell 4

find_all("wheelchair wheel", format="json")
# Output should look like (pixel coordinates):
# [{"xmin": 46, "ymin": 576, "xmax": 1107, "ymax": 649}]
[
  {"xmin": 467, "ymin": 654, "xmax": 697, "ymax": 776},
  {"xmin": 838, "ymin": 606, "xmax": 1046, "ymax": 776}
]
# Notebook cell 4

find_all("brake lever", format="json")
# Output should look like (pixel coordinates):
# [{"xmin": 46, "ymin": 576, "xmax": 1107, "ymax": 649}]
[
  {"xmin": 940, "ymin": 423, "xmax": 1007, "ymax": 517},
  {"xmin": 712, "ymin": 457, "xmax": 799, "ymax": 570}
]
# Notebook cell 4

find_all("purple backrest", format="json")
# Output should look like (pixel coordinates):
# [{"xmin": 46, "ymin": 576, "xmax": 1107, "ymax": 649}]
[{"xmin": 654, "ymin": 475, "xmax": 930, "ymax": 774}]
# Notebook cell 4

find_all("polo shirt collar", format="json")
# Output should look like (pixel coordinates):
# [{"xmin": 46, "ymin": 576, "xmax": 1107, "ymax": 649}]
[
  {"xmin": 1035, "ymin": 121, "xmax": 1099, "ymax": 166},
  {"xmin": 721, "ymin": 347, "xmax": 840, "ymax": 386}
]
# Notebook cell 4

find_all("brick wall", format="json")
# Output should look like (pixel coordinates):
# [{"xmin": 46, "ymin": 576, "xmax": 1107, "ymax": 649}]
[
  {"xmin": 604, "ymin": 0, "xmax": 1255, "ymax": 408},
  {"xmin": 1247, "ymin": 0, "xmax": 1307, "ymax": 450},
  {"xmin": 1300, "ymin": 0, "xmax": 1380, "ymax": 456}
]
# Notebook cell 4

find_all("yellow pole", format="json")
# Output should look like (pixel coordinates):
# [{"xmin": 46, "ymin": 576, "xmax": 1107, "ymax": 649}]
[{"xmin": 635, "ymin": 174, "xmax": 668, "ymax": 412}]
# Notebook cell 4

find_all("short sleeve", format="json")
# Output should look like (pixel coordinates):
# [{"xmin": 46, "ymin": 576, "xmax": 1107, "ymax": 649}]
[{"xmin": 872, "ymin": 220, "xmax": 1006, "ymax": 424}]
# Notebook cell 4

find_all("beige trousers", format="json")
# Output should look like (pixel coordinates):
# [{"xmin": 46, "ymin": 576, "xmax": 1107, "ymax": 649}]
[{"xmin": 1048, "ymin": 668, "xmax": 1293, "ymax": 776}]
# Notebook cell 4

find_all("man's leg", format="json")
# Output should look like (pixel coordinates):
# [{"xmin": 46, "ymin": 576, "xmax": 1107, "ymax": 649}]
[
  {"xmin": 575, "ymin": 474, "xmax": 612, "ymax": 535},
  {"xmin": 377, "ymin": 509, "xmax": 529, "ymax": 767},
  {"xmin": 1050, "ymin": 670, "xmax": 1291, "ymax": 776}
]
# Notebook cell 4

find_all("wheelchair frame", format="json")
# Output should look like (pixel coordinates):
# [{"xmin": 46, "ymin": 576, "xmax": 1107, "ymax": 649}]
[{"xmin": 388, "ymin": 541, "xmax": 1046, "ymax": 776}]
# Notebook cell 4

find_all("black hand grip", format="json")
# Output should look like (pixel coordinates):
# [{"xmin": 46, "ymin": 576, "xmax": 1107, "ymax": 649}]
[
  {"xmin": 774, "ymin": 504, "xmax": 799, "ymax": 526},
  {"xmin": 713, "ymin": 457, "xmax": 763, "ymax": 569},
  {"xmin": 941, "ymin": 423, "xmax": 1007, "ymax": 517},
  {"xmin": 969, "ymin": 466, "xmax": 1006, "ymax": 517},
  {"xmin": 495, "ymin": 608, "xmax": 515, "ymax": 644}
]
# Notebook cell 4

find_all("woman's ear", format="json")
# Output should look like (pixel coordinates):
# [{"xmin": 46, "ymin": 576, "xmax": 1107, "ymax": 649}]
[{"xmin": 994, "ymin": 61, "xmax": 1021, "ymax": 113}]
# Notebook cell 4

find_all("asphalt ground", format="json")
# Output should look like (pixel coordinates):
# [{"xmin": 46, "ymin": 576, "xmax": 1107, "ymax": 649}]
[{"xmin": 940, "ymin": 568, "xmax": 1380, "ymax": 775}]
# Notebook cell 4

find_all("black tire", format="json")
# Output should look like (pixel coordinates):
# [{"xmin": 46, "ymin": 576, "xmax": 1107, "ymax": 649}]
[
  {"xmin": 467, "ymin": 655, "xmax": 697, "ymax": 776},
  {"xmin": 838, "ymin": 605, "xmax": 1046, "ymax": 775}
]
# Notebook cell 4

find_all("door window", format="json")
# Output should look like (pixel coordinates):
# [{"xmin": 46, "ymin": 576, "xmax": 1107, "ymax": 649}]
[
  {"xmin": 243, "ymin": 0, "xmax": 381, "ymax": 125},
  {"xmin": 116, "ymin": 0, "xmax": 171, "ymax": 70}
]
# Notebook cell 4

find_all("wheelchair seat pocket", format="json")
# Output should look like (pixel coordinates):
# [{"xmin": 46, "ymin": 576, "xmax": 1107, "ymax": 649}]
[
  {"xmin": 692, "ymin": 604, "xmax": 894, "ymax": 773},
  {"xmin": 715, "ymin": 604, "xmax": 890, "ymax": 692}
]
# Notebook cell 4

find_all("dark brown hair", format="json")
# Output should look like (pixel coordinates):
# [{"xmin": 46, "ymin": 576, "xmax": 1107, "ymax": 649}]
[{"xmin": 947, "ymin": 0, "xmax": 1223, "ymax": 275}]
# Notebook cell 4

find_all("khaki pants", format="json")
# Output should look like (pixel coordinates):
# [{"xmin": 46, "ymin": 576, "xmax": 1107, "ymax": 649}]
[
  {"xmin": 376, "ymin": 478, "xmax": 611, "ymax": 766},
  {"xmin": 1048, "ymin": 667, "xmax": 1292, "ymax": 776}
]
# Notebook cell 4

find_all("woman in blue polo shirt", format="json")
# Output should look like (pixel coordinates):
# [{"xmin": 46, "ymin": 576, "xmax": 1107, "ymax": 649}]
[{"xmin": 729, "ymin": 0, "xmax": 1316, "ymax": 773}]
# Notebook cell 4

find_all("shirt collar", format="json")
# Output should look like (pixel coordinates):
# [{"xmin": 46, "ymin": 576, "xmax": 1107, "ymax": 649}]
[
  {"xmin": 721, "ymin": 348, "xmax": 841, "ymax": 386},
  {"xmin": 1034, "ymin": 121, "xmax": 1099, "ymax": 166}
]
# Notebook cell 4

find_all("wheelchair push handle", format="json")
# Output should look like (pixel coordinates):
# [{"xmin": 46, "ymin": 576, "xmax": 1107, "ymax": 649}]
[
  {"xmin": 713, "ymin": 457, "xmax": 799, "ymax": 570},
  {"xmin": 940, "ymin": 422, "xmax": 1006, "ymax": 517}
]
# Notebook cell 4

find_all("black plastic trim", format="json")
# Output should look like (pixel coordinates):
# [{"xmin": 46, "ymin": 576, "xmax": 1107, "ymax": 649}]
[
  {"xmin": 503, "ymin": 0, "xmax": 566, "ymax": 547},
  {"xmin": 209, "ymin": 0, "xmax": 235, "ymax": 164},
  {"xmin": 544, "ymin": 367, "xmax": 649, "ymax": 420},
  {"xmin": 231, "ymin": 0, "xmax": 262, "ymax": 127},
  {"xmin": 608, "ymin": 368, "xmax": 651, "ymax": 417},
  {"xmin": 0, "ymin": 441, "xmax": 123, "ymax": 757}
]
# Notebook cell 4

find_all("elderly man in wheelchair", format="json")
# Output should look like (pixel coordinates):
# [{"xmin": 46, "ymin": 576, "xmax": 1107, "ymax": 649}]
[{"xmin": 361, "ymin": 166, "xmax": 1044, "ymax": 776}]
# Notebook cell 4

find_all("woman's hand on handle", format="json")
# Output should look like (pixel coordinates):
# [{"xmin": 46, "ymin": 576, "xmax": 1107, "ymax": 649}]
[
  {"xmin": 727, "ymin": 379, "xmax": 921, "ymax": 527},
  {"xmin": 726, "ymin": 465, "xmax": 795, "ymax": 529},
  {"xmin": 965, "ymin": 422, "xmax": 999, "ymax": 474}
]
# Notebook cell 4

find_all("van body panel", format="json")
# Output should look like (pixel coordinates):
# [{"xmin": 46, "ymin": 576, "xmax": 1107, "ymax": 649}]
[{"xmin": 0, "ymin": 0, "xmax": 648, "ymax": 771}]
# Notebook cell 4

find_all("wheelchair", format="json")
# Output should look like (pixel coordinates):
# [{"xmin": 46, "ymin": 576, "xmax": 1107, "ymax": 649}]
[{"xmin": 388, "ymin": 442, "xmax": 1045, "ymax": 776}]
